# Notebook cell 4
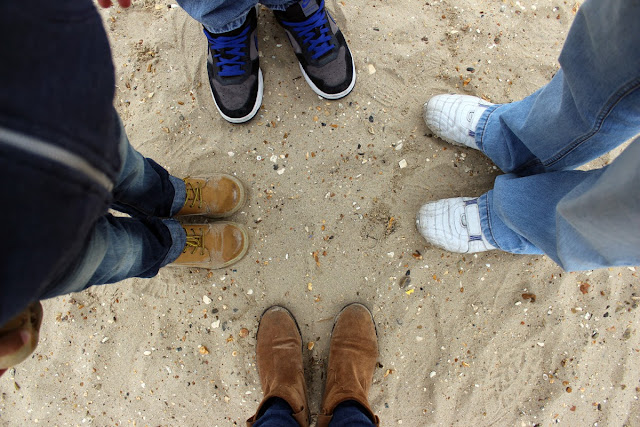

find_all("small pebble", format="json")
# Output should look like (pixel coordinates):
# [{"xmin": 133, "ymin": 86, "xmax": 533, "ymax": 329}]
[
  {"xmin": 399, "ymin": 159, "xmax": 408, "ymax": 169},
  {"xmin": 203, "ymin": 295, "xmax": 212, "ymax": 305}
]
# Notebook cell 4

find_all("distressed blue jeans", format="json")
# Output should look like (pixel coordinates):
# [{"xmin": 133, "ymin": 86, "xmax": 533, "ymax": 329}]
[
  {"xmin": 474, "ymin": 0, "xmax": 640, "ymax": 271},
  {"xmin": 177, "ymin": 0, "xmax": 297, "ymax": 33},
  {"xmin": 42, "ymin": 121, "xmax": 187, "ymax": 298},
  {"xmin": 253, "ymin": 398, "xmax": 375, "ymax": 427}
]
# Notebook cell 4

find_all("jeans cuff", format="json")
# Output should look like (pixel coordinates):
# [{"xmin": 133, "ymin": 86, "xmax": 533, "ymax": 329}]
[
  {"xmin": 203, "ymin": 13, "xmax": 250, "ymax": 33},
  {"xmin": 475, "ymin": 104, "xmax": 500, "ymax": 153},
  {"xmin": 160, "ymin": 219, "xmax": 186, "ymax": 266},
  {"xmin": 169, "ymin": 175, "xmax": 186, "ymax": 216},
  {"xmin": 477, "ymin": 191, "xmax": 500, "ymax": 249},
  {"xmin": 263, "ymin": 0, "xmax": 299, "ymax": 11}
]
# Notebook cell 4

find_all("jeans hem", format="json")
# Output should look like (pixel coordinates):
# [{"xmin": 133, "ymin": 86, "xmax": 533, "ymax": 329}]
[
  {"xmin": 477, "ymin": 192, "xmax": 501, "ymax": 250},
  {"xmin": 262, "ymin": 0, "xmax": 298, "ymax": 11},
  {"xmin": 475, "ymin": 104, "xmax": 500, "ymax": 154},
  {"xmin": 169, "ymin": 175, "xmax": 186, "ymax": 216},
  {"xmin": 203, "ymin": 13, "xmax": 250, "ymax": 34},
  {"xmin": 161, "ymin": 219, "xmax": 186, "ymax": 266}
]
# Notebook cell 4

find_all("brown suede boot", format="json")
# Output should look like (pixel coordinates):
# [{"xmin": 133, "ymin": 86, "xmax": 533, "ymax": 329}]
[
  {"xmin": 176, "ymin": 175, "xmax": 246, "ymax": 218},
  {"xmin": 247, "ymin": 306, "xmax": 310, "ymax": 427},
  {"xmin": 317, "ymin": 303, "xmax": 380, "ymax": 427},
  {"xmin": 171, "ymin": 222, "xmax": 249, "ymax": 269}
]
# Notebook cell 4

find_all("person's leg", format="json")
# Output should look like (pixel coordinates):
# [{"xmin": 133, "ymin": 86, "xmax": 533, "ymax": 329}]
[
  {"xmin": 317, "ymin": 304, "xmax": 379, "ymax": 427},
  {"xmin": 247, "ymin": 306, "xmax": 310, "ymax": 426},
  {"xmin": 176, "ymin": 0, "xmax": 259, "ymax": 33},
  {"xmin": 251, "ymin": 398, "xmax": 300, "ymax": 427},
  {"xmin": 42, "ymin": 214, "xmax": 186, "ymax": 298},
  {"xmin": 176, "ymin": 1, "xmax": 266, "ymax": 123},
  {"xmin": 112, "ymin": 117, "xmax": 247, "ymax": 218},
  {"xmin": 478, "ymin": 137, "xmax": 640, "ymax": 271},
  {"xmin": 476, "ymin": 0, "xmax": 640, "ymax": 175},
  {"xmin": 328, "ymin": 401, "xmax": 376, "ymax": 427},
  {"xmin": 111, "ymin": 116, "xmax": 186, "ymax": 218}
]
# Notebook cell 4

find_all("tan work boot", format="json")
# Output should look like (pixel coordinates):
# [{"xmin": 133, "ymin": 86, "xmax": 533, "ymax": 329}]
[
  {"xmin": 247, "ymin": 306, "xmax": 310, "ymax": 427},
  {"xmin": 177, "ymin": 175, "xmax": 246, "ymax": 218},
  {"xmin": 317, "ymin": 303, "xmax": 380, "ymax": 427},
  {"xmin": 172, "ymin": 222, "xmax": 249, "ymax": 269}
]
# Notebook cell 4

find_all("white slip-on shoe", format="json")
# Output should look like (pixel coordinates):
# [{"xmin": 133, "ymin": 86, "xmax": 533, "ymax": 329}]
[
  {"xmin": 416, "ymin": 197, "xmax": 497, "ymax": 253},
  {"xmin": 423, "ymin": 94, "xmax": 494, "ymax": 149}
]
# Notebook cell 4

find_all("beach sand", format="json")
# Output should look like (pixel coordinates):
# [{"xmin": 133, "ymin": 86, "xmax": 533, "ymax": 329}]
[{"xmin": 2, "ymin": 0, "xmax": 640, "ymax": 425}]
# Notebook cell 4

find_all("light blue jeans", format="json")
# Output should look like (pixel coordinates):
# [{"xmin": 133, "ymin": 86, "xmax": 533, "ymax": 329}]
[
  {"xmin": 43, "ymin": 121, "xmax": 187, "ymax": 298},
  {"xmin": 177, "ymin": 0, "xmax": 297, "ymax": 33},
  {"xmin": 474, "ymin": 0, "xmax": 640, "ymax": 271}
]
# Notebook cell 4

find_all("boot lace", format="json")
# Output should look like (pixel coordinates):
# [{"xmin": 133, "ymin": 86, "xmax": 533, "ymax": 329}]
[
  {"xmin": 184, "ymin": 180, "xmax": 203, "ymax": 209},
  {"xmin": 183, "ymin": 227, "xmax": 205, "ymax": 255}
]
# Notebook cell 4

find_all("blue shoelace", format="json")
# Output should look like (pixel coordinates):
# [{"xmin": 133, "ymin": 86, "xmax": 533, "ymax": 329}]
[
  {"xmin": 282, "ymin": 0, "xmax": 334, "ymax": 60},
  {"xmin": 204, "ymin": 26, "xmax": 251, "ymax": 77}
]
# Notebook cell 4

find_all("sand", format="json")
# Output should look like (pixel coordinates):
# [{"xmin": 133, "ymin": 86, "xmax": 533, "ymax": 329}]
[{"xmin": 2, "ymin": 0, "xmax": 640, "ymax": 426}]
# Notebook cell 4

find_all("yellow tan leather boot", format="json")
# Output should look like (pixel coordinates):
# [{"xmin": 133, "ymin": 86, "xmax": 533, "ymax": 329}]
[
  {"xmin": 172, "ymin": 222, "xmax": 249, "ymax": 269},
  {"xmin": 317, "ymin": 303, "xmax": 380, "ymax": 427},
  {"xmin": 247, "ymin": 306, "xmax": 310, "ymax": 427},
  {"xmin": 176, "ymin": 175, "xmax": 246, "ymax": 218}
]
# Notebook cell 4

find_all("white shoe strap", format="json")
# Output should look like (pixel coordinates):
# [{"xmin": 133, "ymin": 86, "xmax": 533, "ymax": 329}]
[{"xmin": 464, "ymin": 199, "xmax": 483, "ymax": 241}]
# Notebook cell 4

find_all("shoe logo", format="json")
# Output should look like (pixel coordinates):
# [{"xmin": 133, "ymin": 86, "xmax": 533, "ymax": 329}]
[
  {"xmin": 302, "ymin": 0, "xmax": 311, "ymax": 7},
  {"xmin": 466, "ymin": 111, "xmax": 474, "ymax": 123}
]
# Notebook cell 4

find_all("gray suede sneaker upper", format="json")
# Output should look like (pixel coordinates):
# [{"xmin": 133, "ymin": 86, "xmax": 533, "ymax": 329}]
[
  {"xmin": 204, "ymin": 7, "xmax": 263, "ymax": 123},
  {"xmin": 274, "ymin": 0, "xmax": 356, "ymax": 99}
]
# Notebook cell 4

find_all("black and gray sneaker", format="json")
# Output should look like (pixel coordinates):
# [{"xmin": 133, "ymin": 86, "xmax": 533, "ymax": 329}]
[
  {"xmin": 204, "ymin": 7, "xmax": 263, "ymax": 124},
  {"xmin": 274, "ymin": 0, "xmax": 356, "ymax": 99}
]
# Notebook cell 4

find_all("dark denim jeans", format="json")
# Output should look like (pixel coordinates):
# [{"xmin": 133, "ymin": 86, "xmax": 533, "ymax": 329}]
[
  {"xmin": 42, "ymin": 120, "xmax": 187, "ymax": 298},
  {"xmin": 253, "ymin": 398, "xmax": 375, "ymax": 427}
]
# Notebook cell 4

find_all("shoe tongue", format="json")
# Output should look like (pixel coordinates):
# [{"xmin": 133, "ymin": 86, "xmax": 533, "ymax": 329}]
[{"xmin": 285, "ymin": 0, "xmax": 320, "ymax": 22}]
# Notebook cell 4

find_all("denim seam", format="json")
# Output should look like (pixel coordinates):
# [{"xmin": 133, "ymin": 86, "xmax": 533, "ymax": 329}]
[
  {"xmin": 543, "ymin": 77, "xmax": 640, "ymax": 169},
  {"xmin": 476, "ymin": 104, "xmax": 500, "ymax": 153},
  {"xmin": 482, "ymin": 196, "xmax": 502, "ymax": 250},
  {"xmin": 204, "ymin": 13, "xmax": 250, "ymax": 34},
  {"xmin": 160, "ymin": 219, "xmax": 187, "ymax": 266},
  {"xmin": 262, "ymin": 0, "xmax": 298, "ymax": 11}
]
